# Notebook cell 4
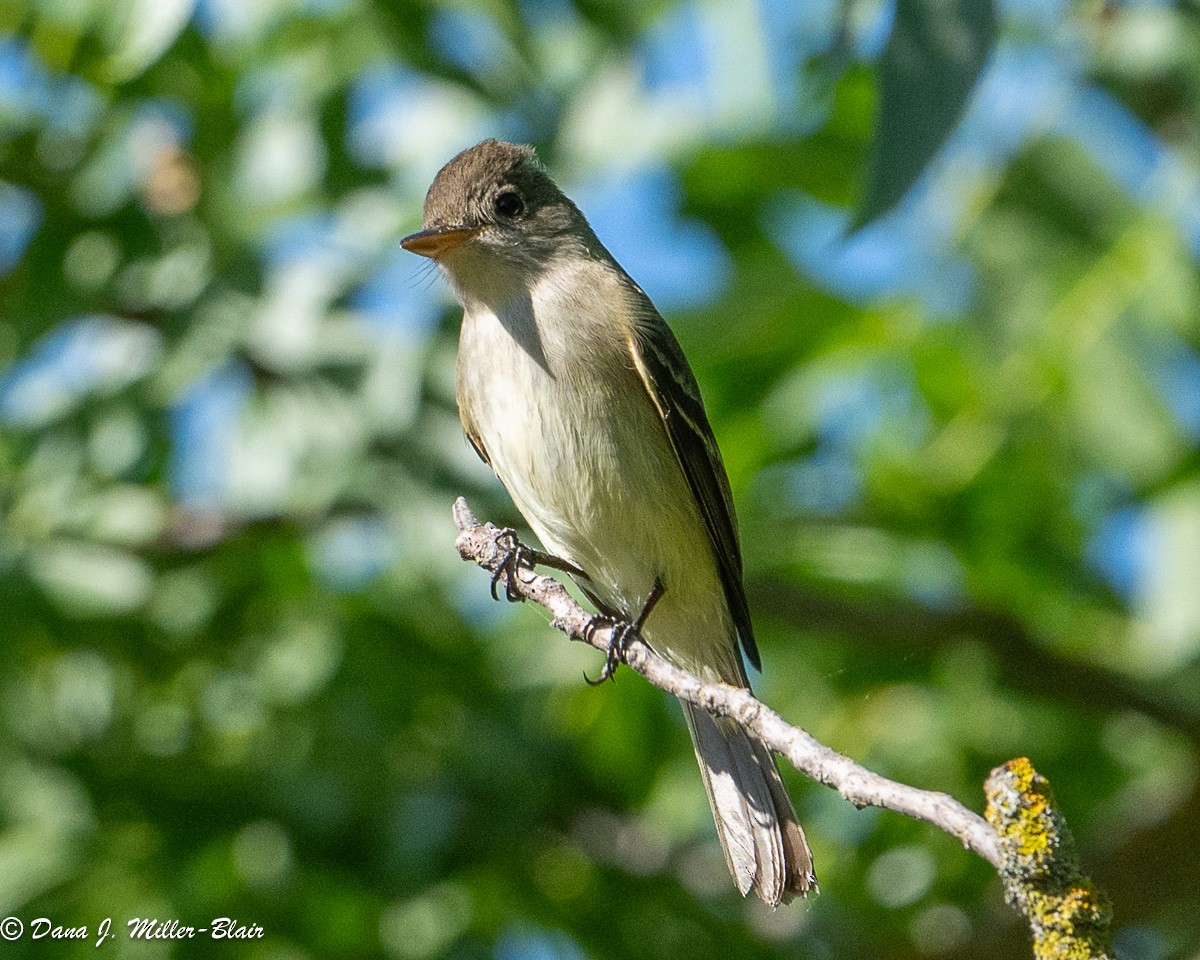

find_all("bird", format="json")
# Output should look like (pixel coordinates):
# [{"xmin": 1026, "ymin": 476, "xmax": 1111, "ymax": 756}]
[{"xmin": 401, "ymin": 139, "xmax": 815, "ymax": 904}]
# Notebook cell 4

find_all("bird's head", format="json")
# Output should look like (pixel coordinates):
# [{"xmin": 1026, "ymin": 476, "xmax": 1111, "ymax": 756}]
[{"xmin": 401, "ymin": 140, "xmax": 595, "ymax": 299}]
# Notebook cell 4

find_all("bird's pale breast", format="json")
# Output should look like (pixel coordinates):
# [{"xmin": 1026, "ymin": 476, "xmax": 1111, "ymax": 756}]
[{"xmin": 455, "ymin": 264, "xmax": 740, "ymax": 680}]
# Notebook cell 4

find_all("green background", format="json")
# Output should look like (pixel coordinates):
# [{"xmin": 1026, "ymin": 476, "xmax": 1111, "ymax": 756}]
[{"xmin": 1, "ymin": 0, "xmax": 1198, "ymax": 958}]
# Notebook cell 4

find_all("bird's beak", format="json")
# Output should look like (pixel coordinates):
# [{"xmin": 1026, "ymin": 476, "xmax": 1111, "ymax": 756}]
[{"xmin": 400, "ymin": 225, "xmax": 479, "ymax": 260}]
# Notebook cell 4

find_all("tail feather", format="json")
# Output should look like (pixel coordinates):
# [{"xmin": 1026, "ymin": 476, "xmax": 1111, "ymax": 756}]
[{"xmin": 684, "ymin": 702, "xmax": 816, "ymax": 905}]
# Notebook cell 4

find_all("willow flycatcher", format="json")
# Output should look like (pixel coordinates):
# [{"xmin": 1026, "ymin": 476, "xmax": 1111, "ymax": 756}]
[{"xmin": 402, "ymin": 140, "xmax": 815, "ymax": 904}]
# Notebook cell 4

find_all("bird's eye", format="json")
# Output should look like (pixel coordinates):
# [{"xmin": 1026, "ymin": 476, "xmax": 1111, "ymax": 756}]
[{"xmin": 494, "ymin": 191, "xmax": 524, "ymax": 218}]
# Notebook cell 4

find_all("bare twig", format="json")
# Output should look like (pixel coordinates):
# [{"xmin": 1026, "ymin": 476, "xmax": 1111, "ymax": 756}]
[
  {"xmin": 453, "ymin": 497, "xmax": 999, "ymax": 866},
  {"xmin": 453, "ymin": 498, "xmax": 1116, "ymax": 958}
]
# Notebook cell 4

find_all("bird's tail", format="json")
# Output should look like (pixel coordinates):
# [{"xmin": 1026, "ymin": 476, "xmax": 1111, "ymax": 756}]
[{"xmin": 683, "ymin": 701, "xmax": 816, "ymax": 905}]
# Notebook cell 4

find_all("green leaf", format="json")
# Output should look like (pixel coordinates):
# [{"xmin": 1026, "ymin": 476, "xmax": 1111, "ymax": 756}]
[
  {"xmin": 100, "ymin": 0, "xmax": 197, "ymax": 83},
  {"xmin": 854, "ymin": 0, "xmax": 996, "ymax": 229}
]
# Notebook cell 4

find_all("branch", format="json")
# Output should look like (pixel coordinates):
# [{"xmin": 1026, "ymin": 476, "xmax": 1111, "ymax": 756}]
[
  {"xmin": 453, "ymin": 498, "xmax": 997, "ymax": 862},
  {"xmin": 453, "ymin": 498, "xmax": 1114, "ymax": 957},
  {"xmin": 986, "ymin": 760, "xmax": 1115, "ymax": 959}
]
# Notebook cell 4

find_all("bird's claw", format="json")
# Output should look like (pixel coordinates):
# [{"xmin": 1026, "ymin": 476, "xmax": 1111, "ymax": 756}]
[
  {"xmin": 490, "ymin": 529, "xmax": 583, "ymax": 602},
  {"xmin": 583, "ymin": 578, "xmax": 665, "ymax": 685},
  {"xmin": 490, "ymin": 528, "xmax": 528, "ymax": 603},
  {"xmin": 583, "ymin": 617, "xmax": 634, "ymax": 685}
]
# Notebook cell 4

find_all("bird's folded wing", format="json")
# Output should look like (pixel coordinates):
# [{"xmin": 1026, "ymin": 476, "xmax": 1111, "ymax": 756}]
[{"xmin": 624, "ymin": 295, "xmax": 760, "ymax": 673}]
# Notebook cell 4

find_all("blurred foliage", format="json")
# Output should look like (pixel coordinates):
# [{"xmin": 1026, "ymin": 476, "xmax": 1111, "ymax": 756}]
[
  {"xmin": 2, "ymin": 1, "xmax": 1200, "ymax": 959},
  {"xmin": 858, "ymin": 0, "xmax": 996, "ymax": 227}
]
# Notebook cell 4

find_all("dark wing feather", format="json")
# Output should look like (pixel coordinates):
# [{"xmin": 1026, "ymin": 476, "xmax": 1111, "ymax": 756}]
[
  {"xmin": 456, "ymin": 383, "xmax": 493, "ymax": 469},
  {"xmin": 624, "ymin": 304, "xmax": 760, "ymax": 673},
  {"xmin": 463, "ymin": 427, "xmax": 491, "ymax": 468}
]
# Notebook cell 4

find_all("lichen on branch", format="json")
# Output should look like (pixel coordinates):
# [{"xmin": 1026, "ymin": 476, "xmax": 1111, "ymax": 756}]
[{"xmin": 986, "ymin": 759, "xmax": 1115, "ymax": 960}]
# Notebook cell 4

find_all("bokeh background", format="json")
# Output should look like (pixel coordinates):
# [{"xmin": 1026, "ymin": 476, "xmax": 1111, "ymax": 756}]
[{"xmin": 2, "ymin": 0, "xmax": 1200, "ymax": 957}]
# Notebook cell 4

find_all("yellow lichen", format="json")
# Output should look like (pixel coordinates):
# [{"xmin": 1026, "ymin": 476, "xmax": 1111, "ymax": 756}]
[{"xmin": 984, "ymin": 759, "xmax": 1114, "ymax": 960}]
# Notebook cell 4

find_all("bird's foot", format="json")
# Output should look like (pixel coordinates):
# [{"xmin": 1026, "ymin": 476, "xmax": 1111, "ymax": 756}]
[
  {"xmin": 584, "ymin": 579, "xmax": 665, "ymax": 685},
  {"xmin": 490, "ymin": 528, "xmax": 583, "ymax": 603},
  {"xmin": 490, "ymin": 528, "xmax": 530, "ymax": 602}
]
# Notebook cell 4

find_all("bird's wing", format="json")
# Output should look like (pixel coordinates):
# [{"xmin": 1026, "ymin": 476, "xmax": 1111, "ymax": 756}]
[
  {"xmin": 463, "ymin": 423, "xmax": 492, "ymax": 468},
  {"xmin": 456, "ymin": 379, "xmax": 494, "ymax": 469},
  {"xmin": 624, "ymin": 297, "xmax": 760, "ymax": 673}
]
